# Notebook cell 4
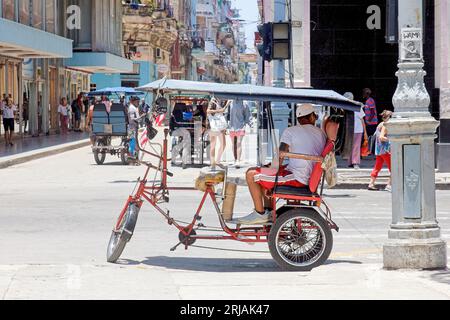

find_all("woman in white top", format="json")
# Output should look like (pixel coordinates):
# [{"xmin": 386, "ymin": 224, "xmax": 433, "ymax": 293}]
[
  {"xmin": 344, "ymin": 92, "xmax": 367, "ymax": 170},
  {"xmin": 58, "ymin": 97, "xmax": 70, "ymax": 135},
  {"xmin": 207, "ymin": 97, "xmax": 231, "ymax": 170},
  {"xmin": 2, "ymin": 97, "xmax": 17, "ymax": 146}
]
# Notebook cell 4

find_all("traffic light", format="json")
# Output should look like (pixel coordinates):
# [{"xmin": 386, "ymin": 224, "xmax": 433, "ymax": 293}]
[
  {"xmin": 257, "ymin": 22, "xmax": 291, "ymax": 61},
  {"xmin": 272, "ymin": 22, "xmax": 291, "ymax": 60},
  {"xmin": 257, "ymin": 23, "xmax": 273, "ymax": 62}
]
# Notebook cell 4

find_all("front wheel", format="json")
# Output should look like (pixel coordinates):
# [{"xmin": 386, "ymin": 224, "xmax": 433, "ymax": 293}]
[
  {"xmin": 268, "ymin": 209, "xmax": 333, "ymax": 271},
  {"xmin": 107, "ymin": 202, "xmax": 141, "ymax": 263}
]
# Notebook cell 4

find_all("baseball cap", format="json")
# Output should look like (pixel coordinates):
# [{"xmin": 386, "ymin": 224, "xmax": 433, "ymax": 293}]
[{"xmin": 296, "ymin": 103, "xmax": 316, "ymax": 118}]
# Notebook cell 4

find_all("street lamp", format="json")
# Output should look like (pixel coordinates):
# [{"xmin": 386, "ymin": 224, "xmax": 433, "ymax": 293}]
[{"xmin": 383, "ymin": 0, "xmax": 447, "ymax": 269}]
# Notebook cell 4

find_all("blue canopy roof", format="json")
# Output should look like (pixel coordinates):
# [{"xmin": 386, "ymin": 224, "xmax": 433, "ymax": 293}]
[
  {"xmin": 88, "ymin": 87, "xmax": 145, "ymax": 97},
  {"xmin": 138, "ymin": 79, "xmax": 363, "ymax": 112}
]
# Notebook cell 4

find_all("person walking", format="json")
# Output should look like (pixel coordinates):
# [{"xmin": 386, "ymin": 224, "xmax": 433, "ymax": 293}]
[
  {"xmin": 362, "ymin": 88, "xmax": 378, "ymax": 137},
  {"xmin": 58, "ymin": 97, "xmax": 70, "ymax": 135},
  {"xmin": 368, "ymin": 110, "xmax": 393, "ymax": 192},
  {"xmin": 1, "ymin": 97, "xmax": 17, "ymax": 146},
  {"xmin": 344, "ymin": 92, "xmax": 367, "ymax": 169},
  {"xmin": 228, "ymin": 98, "xmax": 251, "ymax": 168},
  {"xmin": 22, "ymin": 96, "xmax": 29, "ymax": 134},
  {"xmin": 207, "ymin": 97, "xmax": 231, "ymax": 170},
  {"xmin": 71, "ymin": 93, "xmax": 83, "ymax": 132}
]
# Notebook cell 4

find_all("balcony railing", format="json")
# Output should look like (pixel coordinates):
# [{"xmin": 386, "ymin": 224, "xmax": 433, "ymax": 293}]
[{"xmin": 123, "ymin": 4, "xmax": 154, "ymax": 16}]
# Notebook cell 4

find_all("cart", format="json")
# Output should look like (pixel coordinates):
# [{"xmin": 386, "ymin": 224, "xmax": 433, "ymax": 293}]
[{"xmin": 106, "ymin": 79, "xmax": 362, "ymax": 271}]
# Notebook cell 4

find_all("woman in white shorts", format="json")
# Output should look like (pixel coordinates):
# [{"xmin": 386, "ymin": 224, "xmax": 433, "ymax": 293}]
[{"xmin": 207, "ymin": 98, "xmax": 231, "ymax": 170}]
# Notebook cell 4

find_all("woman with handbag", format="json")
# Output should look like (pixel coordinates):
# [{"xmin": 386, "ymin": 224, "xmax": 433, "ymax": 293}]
[
  {"xmin": 207, "ymin": 97, "xmax": 231, "ymax": 170},
  {"xmin": 344, "ymin": 93, "xmax": 367, "ymax": 170}
]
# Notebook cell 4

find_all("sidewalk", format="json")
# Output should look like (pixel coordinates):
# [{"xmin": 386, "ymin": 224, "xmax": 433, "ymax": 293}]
[{"xmin": 0, "ymin": 132, "xmax": 90, "ymax": 169}]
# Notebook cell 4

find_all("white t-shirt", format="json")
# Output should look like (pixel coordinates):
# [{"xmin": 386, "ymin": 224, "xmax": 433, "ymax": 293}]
[
  {"xmin": 1, "ymin": 104, "xmax": 17, "ymax": 119},
  {"xmin": 354, "ymin": 110, "xmax": 365, "ymax": 134},
  {"xmin": 128, "ymin": 104, "xmax": 140, "ymax": 128},
  {"xmin": 58, "ymin": 104, "xmax": 69, "ymax": 116},
  {"xmin": 280, "ymin": 124, "xmax": 327, "ymax": 185}
]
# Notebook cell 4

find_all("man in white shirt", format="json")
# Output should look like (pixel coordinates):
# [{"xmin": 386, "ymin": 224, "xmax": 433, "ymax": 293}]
[
  {"xmin": 1, "ymin": 97, "xmax": 18, "ymax": 146},
  {"xmin": 128, "ymin": 96, "xmax": 140, "ymax": 131},
  {"xmin": 237, "ymin": 104, "xmax": 327, "ymax": 225}
]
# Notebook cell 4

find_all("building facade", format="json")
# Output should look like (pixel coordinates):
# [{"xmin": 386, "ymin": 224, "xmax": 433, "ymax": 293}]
[
  {"xmin": 258, "ymin": 0, "xmax": 450, "ymax": 171},
  {"xmin": 0, "ymin": 0, "xmax": 72, "ymax": 136}
]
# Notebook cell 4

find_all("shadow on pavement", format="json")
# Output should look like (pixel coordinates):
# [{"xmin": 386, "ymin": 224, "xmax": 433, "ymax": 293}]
[
  {"xmin": 116, "ymin": 256, "xmax": 362, "ymax": 272},
  {"xmin": 429, "ymin": 270, "xmax": 450, "ymax": 285}
]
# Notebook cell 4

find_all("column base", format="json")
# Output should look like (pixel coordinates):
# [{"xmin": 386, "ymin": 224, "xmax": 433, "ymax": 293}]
[{"xmin": 383, "ymin": 237, "xmax": 447, "ymax": 270}]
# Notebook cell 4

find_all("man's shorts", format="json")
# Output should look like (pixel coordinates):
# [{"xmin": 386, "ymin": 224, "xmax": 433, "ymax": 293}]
[
  {"xmin": 3, "ymin": 118, "xmax": 14, "ymax": 132},
  {"xmin": 254, "ymin": 166, "xmax": 305, "ymax": 190},
  {"xmin": 229, "ymin": 130, "xmax": 246, "ymax": 139}
]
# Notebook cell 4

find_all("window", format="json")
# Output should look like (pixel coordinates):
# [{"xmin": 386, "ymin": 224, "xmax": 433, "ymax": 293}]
[
  {"xmin": 19, "ymin": 0, "xmax": 30, "ymax": 25},
  {"xmin": 45, "ymin": 0, "xmax": 55, "ymax": 33},
  {"xmin": 2, "ymin": 0, "xmax": 15, "ymax": 20},
  {"xmin": 32, "ymin": 0, "xmax": 43, "ymax": 29}
]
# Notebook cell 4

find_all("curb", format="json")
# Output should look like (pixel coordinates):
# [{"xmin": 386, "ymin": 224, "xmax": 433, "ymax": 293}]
[
  {"xmin": 0, "ymin": 139, "xmax": 91, "ymax": 169},
  {"xmin": 333, "ymin": 183, "xmax": 450, "ymax": 191}
]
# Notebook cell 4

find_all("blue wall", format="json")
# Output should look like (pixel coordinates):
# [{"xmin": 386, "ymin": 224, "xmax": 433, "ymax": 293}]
[
  {"xmin": 91, "ymin": 61, "xmax": 156, "ymax": 90},
  {"xmin": 91, "ymin": 61, "xmax": 157, "ymax": 103}
]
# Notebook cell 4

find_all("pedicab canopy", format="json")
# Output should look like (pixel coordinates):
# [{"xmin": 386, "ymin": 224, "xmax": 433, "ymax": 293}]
[
  {"xmin": 87, "ymin": 87, "xmax": 145, "ymax": 97},
  {"xmin": 138, "ymin": 79, "xmax": 363, "ymax": 112}
]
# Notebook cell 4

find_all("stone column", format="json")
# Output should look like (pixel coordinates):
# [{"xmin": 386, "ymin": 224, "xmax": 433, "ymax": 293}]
[
  {"xmin": 383, "ymin": 29, "xmax": 447, "ymax": 269},
  {"xmin": 290, "ymin": 0, "xmax": 310, "ymax": 88}
]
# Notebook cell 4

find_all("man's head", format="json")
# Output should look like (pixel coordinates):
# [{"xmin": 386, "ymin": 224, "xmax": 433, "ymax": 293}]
[
  {"xmin": 363, "ymin": 88, "xmax": 372, "ymax": 99},
  {"xmin": 296, "ymin": 104, "xmax": 317, "ymax": 125},
  {"xmin": 130, "ymin": 96, "xmax": 140, "ymax": 106}
]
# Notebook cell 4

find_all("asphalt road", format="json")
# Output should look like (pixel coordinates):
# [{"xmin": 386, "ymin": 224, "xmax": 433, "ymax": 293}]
[{"xmin": 0, "ymin": 145, "xmax": 449, "ymax": 299}]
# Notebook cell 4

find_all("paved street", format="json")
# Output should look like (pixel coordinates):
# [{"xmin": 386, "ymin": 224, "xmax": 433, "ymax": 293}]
[{"xmin": 0, "ymin": 141, "xmax": 449, "ymax": 300}]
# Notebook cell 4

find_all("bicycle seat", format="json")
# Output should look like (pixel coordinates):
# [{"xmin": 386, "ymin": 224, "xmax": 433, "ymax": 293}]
[{"xmin": 195, "ymin": 170, "xmax": 225, "ymax": 191}]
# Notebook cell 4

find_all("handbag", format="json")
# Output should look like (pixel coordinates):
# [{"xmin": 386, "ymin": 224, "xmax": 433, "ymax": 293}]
[
  {"xmin": 361, "ymin": 139, "xmax": 370, "ymax": 157},
  {"xmin": 208, "ymin": 113, "xmax": 228, "ymax": 132}
]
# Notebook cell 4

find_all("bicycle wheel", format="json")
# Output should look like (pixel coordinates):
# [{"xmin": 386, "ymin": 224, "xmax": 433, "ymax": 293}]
[
  {"xmin": 106, "ymin": 202, "xmax": 140, "ymax": 263},
  {"xmin": 268, "ymin": 209, "xmax": 333, "ymax": 271},
  {"xmin": 94, "ymin": 139, "xmax": 107, "ymax": 165}
]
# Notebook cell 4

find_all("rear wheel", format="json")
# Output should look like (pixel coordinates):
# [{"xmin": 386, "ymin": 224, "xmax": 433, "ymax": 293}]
[
  {"xmin": 94, "ymin": 139, "xmax": 107, "ymax": 165},
  {"xmin": 107, "ymin": 202, "xmax": 140, "ymax": 263},
  {"xmin": 268, "ymin": 209, "xmax": 333, "ymax": 271}
]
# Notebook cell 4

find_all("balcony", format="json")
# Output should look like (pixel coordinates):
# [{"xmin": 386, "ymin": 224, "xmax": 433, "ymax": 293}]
[
  {"xmin": 123, "ymin": 4, "xmax": 154, "ymax": 17},
  {"xmin": 192, "ymin": 37, "xmax": 205, "ymax": 50}
]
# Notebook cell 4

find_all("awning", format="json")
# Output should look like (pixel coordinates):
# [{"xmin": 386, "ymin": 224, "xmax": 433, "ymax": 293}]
[
  {"xmin": 138, "ymin": 79, "xmax": 363, "ymax": 112},
  {"xmin": 0, "ymin": 18, "xmax": 72, "ymax": 59},
  {"xmin": 65, "ymin": 52, "xmax": 133, "ymax": 74}
]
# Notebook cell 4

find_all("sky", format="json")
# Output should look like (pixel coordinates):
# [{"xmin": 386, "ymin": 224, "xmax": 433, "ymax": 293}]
[{"xmin": 231, "ymin": 0, "xmax": 259, "ymax": 53}]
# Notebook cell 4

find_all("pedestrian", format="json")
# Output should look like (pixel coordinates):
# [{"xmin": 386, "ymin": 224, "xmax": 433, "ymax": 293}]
[
  {"xmin": 207, "ymin": 97, "xmax": 231, "ymax": 170},
  {"xmin": 22, "ymin": 95, "xmax": 29, "ymax": 134},
  {"xmin": 362, "ymin": 88, "xmax": 378, "ymax": 137},
  {"xmin": 58, "ymin": 97, "xmax": 70, "ymax": 135},
  {"xmin": 368, "ymin": 110, "xmax": 393, "ymax": 192},
  {"xmin": 71, "ymin": 93, "xmax": 83, "ymax": 132},
  {"xmin": 81, "ymin": 93, "xmax": 89, "ymax": 131},
  {"xmin": 101, "ymin": 95, "xmax": 111, "ymax": 113},
  {"xmin": 1, "ymin": 97, "xmax": 17, "ymax": 146},
  {"xmin": 344, "ymin": 92, "xmax": 367, "ymax": 170},
  {"xmin": 228, "ymin": 98, "xmax": 251, "ymax": 168}
]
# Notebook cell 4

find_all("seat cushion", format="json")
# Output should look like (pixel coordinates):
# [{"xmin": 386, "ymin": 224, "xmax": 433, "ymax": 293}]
[
  {"xmin": 309, "ymin": 141, "xmax": 335, "ymax": 193},
  {"xmin": 274, "ymin": 185, "xmax": 319, "ymax": 198}
]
